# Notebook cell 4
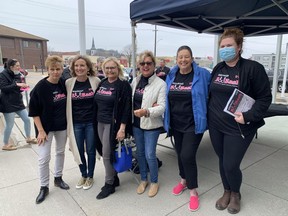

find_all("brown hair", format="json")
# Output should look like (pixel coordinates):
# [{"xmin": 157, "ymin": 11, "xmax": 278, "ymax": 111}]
[
  {"xmin": 70, "ymin": 55, "xmax": 96, "ymax": 77},
  {"xmin": 219, "ymin": 28, "xmax": 244, "ymax": 55},
  {"xmin": 45, "ymin": 55, "xmax": 64, "ymax": 69}
]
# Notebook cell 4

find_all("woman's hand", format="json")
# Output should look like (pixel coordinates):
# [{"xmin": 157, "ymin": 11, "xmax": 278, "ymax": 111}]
[
  {"xmin": 37, "ymin": 130, "xmax": 48, "ymax": 145},
  {"xmin": 134, "ymin": 109, "xmax": 147, "ymax": 118},
  {"xmin": 116, "ymin": 129, "xmax": 125, "ymax": 142},
  {"xmin": 16, "ymin": 83, "xmax": 29, "ymax": 88},
  {"xmin": 234, "ymin": 112, "xmax": 245, "ymax": 124}
]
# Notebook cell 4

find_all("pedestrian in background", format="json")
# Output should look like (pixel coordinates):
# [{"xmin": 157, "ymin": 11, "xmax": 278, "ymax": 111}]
[
  {"xmin": 155, "ymin": 58, "xmax": 170, "ymax": 81},
  {"xmin": 208, "ymin": 28, "xmax": 272, "ymax": 214},
  {"xmin": 164, "ymin": 45, "xmax": 211, "ymax": 211},
  {"xmin": 61, "ymin": 56, "xmax": 74, "ymax": 81},
  {"xmin": 131, "ymin": 50, "xmax": 166, "ymax": 198},
  {"xmin": 0, "ymin": 59, "xmax": 37, "ymax": 151},
  {"xmin": 93, "ymin": 57, "xmax": 132, "ymax": 199},
  {"xmin": 29, "ymin": 55, "xmax": 70, "ymax": 204},
  {"xmin": 66, "ymin": 55, "xmax": 100, "ymax": 190}
]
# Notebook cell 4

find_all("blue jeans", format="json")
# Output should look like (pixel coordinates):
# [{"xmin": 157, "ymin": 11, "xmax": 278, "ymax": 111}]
[
  {"xmin": 3, "ymin": 109, "xmax": 31, "ymax": 144},
  {"xmin": 73, "ymin": 122, "xmax": 96, "ymax": 178},
  {"xmin": 133, "ymin": 126, "xmax": 160, "ymax": 183}
]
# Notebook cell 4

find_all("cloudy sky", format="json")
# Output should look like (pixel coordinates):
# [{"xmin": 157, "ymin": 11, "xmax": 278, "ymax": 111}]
[{"xmin": 1, "ymin": 0, "xmax": 288, "ymax": 59}]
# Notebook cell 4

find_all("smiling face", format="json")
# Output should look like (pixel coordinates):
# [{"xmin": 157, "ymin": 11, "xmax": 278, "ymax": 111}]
[
  {"xmin": 74, "ymin": 59, "xmax": 89, "ymax": 78},
  {"xmin": 176, "ymin": 49, "xmax": 193, "ymax": 73},
  {"xmin": 103, "ymin": 60, "xmax": 119, "ymax": 81},
  {"xmin": 139, "ymin": 56, "xmax": 155, "ymax": 77}
]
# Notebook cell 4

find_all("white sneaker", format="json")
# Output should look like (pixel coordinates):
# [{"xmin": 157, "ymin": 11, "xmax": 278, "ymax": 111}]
[
  {"xmin": 76, "ymin": 177, "xmax": 86, "ymax": 189},
  {"xmin": 83, "ymin": 177, "xmax": 94, "ymax": 190}
]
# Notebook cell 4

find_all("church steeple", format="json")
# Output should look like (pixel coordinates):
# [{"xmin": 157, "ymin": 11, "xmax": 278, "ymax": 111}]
[{"xmin": 91, "ymin": 37, "xmax": 96, "ymax": 56}]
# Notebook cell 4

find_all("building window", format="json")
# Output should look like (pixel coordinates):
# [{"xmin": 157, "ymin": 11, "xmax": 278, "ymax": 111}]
[
  {"xmin": 23, "ymin": 41, "xmax": 29, "ymax": 48},
  {"xmin": 36, "ymin": 42, "xmax": 41, "ymax": 48}
]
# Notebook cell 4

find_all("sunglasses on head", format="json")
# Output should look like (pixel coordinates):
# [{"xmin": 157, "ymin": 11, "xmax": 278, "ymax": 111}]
[{"xmin": 139, "ymin": 62, "xmax": 153, "ymax": 66}]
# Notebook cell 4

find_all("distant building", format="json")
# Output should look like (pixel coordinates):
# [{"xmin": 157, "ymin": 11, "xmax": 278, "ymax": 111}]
[
  {"xmin": 90, "ymin": 38, "xmax": 97, "ymax": 56},
  {"xmin": 252, "ymin": 53, "xmax": 287, "ymax": 70},
  {"xmin": 0, "ymin": 24, "xmax": 48, "ymax": 69}
]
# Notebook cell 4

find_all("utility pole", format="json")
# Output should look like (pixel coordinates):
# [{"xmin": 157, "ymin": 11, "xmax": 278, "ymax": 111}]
[{"xmin": 153, "ymin": 25, "xmax": 157, "ymax": 57}]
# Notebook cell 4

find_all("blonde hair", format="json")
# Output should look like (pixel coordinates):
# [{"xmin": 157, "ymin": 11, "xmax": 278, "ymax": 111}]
[
  {"xmin": 102, "ymin": 57, "xmax": 125, "ymax": 80},
  {"xmin": 138, "ymin": 50, "xmax": 156, "ymax": 66},
  {"xmin": 45, "ymin": 55, "xmax": 64, "ymax": 69}
]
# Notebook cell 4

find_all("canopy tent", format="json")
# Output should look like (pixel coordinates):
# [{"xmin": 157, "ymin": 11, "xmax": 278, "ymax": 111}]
[
  {"xmin": 130, "ymin": 0, "xmax": 288, "ymax": 36},
  {"xmin": 130, "ymin": 0, "xmax": 288, "ymax": 103}
]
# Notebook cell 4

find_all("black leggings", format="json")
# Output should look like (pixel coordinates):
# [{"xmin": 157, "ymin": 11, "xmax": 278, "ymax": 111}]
[
  {"xmin": 173, "ymin": 130, "xmax": 203, "ymax": 189},
  {"xmin": 209, "ymin": 127, "xmax": 256, "ymax": 193}
]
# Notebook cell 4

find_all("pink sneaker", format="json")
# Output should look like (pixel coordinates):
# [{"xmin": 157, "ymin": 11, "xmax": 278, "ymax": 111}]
[
  {"xmin": 172, "ymin": 182, "xmax": 187, "ymax": 195},
  {"xmin": 188, "ymin": 194, "xmax": 199, "ymax": 211}
]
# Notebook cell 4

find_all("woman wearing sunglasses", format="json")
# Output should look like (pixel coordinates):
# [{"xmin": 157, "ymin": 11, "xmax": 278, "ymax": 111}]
[{"xmin": 131, "ymin": 51, "xmax": 166, "ymax": 197}]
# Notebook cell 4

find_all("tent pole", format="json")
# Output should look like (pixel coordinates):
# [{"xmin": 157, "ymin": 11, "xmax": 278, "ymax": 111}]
[
  {"xmin": 272, "ymin": 35, "xmax": 282, "ymax": 103},
  {"xmin": 131, "ymin": 21, "xmax": 137, "ymax": 78},
  {"xmin": 281, "ymin": 43, "xmax": 288, "ymax": 97},
  {"xmin": 213, "ymin": 35, "xmax": 220, "ymax": 67}
]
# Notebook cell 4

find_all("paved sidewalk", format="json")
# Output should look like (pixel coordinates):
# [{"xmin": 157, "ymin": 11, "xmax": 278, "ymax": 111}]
[{"xmin": 1, "ymin": 112, "xmax": 288, "ymax": 216}]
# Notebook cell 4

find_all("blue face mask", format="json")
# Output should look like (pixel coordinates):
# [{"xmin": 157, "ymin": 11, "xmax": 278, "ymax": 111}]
[{"xmin": 219, "ymin": 47, "xmax": 237, "ymax": 62}]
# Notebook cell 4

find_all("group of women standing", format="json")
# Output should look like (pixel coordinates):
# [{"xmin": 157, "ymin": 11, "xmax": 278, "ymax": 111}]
[{"xmin": 0, "ymin": 27, "xmax": 272, "ymax": 215}]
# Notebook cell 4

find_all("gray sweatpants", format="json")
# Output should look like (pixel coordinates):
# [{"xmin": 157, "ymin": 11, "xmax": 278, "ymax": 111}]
[{"xmin": 38, "ymin": 130, "xmax": 67, "ymax": 187}]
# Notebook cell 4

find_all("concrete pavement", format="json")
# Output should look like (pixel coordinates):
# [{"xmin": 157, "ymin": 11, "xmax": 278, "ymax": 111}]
[
  {"xmin": 1, "ymin": 113, "xmax": 288, "ymax": 216},
  {"xmin": 0, "ymin": 72, "xmax": 288, "ymax": 215}
]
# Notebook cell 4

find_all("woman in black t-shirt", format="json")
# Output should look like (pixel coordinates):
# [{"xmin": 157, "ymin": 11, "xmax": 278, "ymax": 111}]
[
  {"xmin": 29, "ymin": 56, "xmax": 70, "ymax": 204},
  {"xmin": 208, "ymin": 28, "xmax": 271, "ymax": 214},
  {"xmin": 93, "ymin": 57, "xmax": 132, "ymax": 199}
]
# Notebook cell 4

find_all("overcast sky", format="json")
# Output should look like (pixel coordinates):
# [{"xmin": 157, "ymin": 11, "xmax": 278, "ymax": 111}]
[{"xmin": 1, "ymin": 0, "xmax": 288, "ymax": 59}]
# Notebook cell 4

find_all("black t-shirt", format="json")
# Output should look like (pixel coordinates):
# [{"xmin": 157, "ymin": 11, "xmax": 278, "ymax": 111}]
[
  {"xmin": 94, "ymin": 79, "xmax": 116, "ymax": 124},
  {"xmin": 72, "ymin": 79, "xmax": 94, "ymax": 123},
  {"xmin": 133, "ymin": 75, "xmax": 149, "ymax": 128},
  {"xmin": 208, "ymin": 64, "xmax": 241, "ymax": 135},
  {"xmin": 168, "ymin": 70, "xmax": 194, "ymax": 132},
  {"xmin": 156, "ymin": 66, "xmax": 170, "ymax": 81},
  {"xmin": 46, "ymin": 80, "xmax": 67, "ymax": 131}
]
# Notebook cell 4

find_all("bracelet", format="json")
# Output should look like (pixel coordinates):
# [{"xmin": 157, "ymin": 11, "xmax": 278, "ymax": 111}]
[{"xmin": 145, "ymin": 109, "xmax": 150, "ymax": 117}]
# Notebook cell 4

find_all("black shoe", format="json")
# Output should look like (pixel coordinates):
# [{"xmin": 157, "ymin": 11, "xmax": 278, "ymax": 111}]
[
  {"xmin": 54, "ymin": 177, "xmax": 70, "ymax": 190},
  {"xmin": 113, "ymin": 174, "xmax": 120, "ymax": 187},
  {"xmin": 96, "ymin": 183, "xmax": 115, "ymax": 200},
  {"xmin": 36, "ymin": 186, "xmax": 49, "ymax": 204},
  {"xmin": 101, "ymin": 174, "xmax": 120, "ymax": 190}
]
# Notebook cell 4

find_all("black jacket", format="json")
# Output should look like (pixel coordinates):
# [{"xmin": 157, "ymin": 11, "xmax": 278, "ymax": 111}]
[
  {"xmin": 0, "ymin": 69, "xmax": 25, "ymax": 113},
  {"xmin": 93, "ymin": 78, "xmax": 132, "ymax": 163},
  {"xmin": 210, "ymin": 57, "xmax": 272, "ymax": 132}
]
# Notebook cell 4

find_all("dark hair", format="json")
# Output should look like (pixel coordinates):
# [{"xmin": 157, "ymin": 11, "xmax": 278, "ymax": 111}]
[
  {"xmin": 176, "ymin": 45, "xmax": 193, "ymax": 57},
  {"xmin": 4, "ymin": 59, "xmax": 18, "ymax": 69},
  {"xmin": 70, "ymin": 55, "xmax": 96, "ymax": 77}
]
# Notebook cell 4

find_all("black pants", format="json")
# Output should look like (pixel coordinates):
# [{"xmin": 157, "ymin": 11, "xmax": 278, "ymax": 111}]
[
  {"xmin": 173, "ymin": 130, "xmax": 203, "ymax": 189},
  {"xmin": 209, "ymin": 127, "xmax": 256, "ymax": 193}
]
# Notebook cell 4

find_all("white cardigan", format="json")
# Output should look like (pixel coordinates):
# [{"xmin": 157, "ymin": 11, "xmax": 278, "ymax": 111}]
[
  {"xmin": 65, "ymin": 76, "xmax": 100, "ymax": 165},
  {"xmin": 131, "ymin": 73, "xmax": 166, "ymax": 130}
]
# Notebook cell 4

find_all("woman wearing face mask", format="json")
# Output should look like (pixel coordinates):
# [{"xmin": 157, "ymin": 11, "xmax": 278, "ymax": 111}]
[
  {"xmin": 0, "ymin": 59, "xmax": 37, "ymax": 151},
  {"xmin": 208, "ymin": 28, "xmax": 272, "ymax": 214}
]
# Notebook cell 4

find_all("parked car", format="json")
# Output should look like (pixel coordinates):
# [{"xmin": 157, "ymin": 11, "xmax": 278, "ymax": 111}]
[{"xmin": 266, "ymin": 69, "xmax": 288, "ymax": 92}]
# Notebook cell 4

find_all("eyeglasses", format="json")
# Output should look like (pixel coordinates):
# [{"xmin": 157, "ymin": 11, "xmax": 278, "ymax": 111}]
[
  {"xmin": 139, "ymin": 62, "xmax": 153, "ymax": 66},
  {"xmin": 105, "ymin": 66, "xmax": 116, "ymax": 70}
]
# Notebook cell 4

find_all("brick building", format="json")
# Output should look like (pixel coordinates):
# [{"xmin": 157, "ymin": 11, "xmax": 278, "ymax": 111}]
[{"xmin": 0, "ymin": 24, "xmax": 48, "ymax": 69}]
